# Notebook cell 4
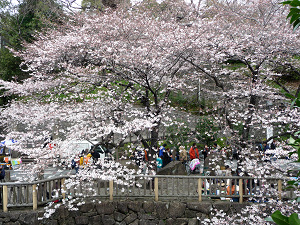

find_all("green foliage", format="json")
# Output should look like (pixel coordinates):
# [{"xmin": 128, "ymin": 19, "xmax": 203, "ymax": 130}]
[
  {"xmin": 165, "ymin": 121, "xmax": 192, "ymax": 149},
  {"xmin": 118, "ymin": 143, "xmax": 136, "ymax": 158},
  {"xmin": 232, "ymin": 122, "xmax": 244, "ymax": 136},
  {"xmin": 271, "ymin": 210, "xmax": 300, "ymax": 225},
  {"xmin": 216, "ymin": 137, "xmax": 227, "ymax": 148},
  {"xmin": 168, "ymin": 91, "xmax": 202, "ymax": 112},
  {"xmin": 0, "ymin": 0, "xmax": 65, "ymax": 107},
  {"xmin": 223, "ymin": 60, "xmax": 246, "ymax": 71},
  {"xmin": 161, "ymin": 115, "xmax": 221, "ymax": 151},
  {"xmin": 288, "ymin": 132, "xmax": 300, "ymax": 163},
  {"xmin": 273, "ymin": 64, "xmax": 300, "ymax": 82},
  {"xmin": 82, "ymin": 0, "xmax": 103, "ymax": 11},
  {"xmin": 0, "ymin": 47, "xmax": 26, "ymax": 105},
  {"xmin": 195, "ymin": 116, "xmax": 220, "ymax": 146},
  {"xmin": 1, "ymin": 0, "xmax": 63, "ymax": 50},
  {"xmin": 281, "ymin": 85, "xmax": 300, "ymax": 109},
  {"xmin": 281, "ymin": 0, "xmax": 300, "ymax": 30},
  {"xmin": 0, "ymin": 48, "xmax": 24, "ymax": 81}
]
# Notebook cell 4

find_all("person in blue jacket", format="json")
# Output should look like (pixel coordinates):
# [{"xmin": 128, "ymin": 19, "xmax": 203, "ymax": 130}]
[{"xmin": 159, "ymin": 144, "xmax": 167, "ymax": 158}]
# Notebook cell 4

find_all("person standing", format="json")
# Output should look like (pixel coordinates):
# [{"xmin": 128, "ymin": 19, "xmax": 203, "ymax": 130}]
[
  {"xmin": 91, "ymin": 150, "xmax": 100, "ymax": 164},
  {"xmin": 143, "ymin": 149, "xmax": 148, "ymax": 162},
  {"xmin": 0, "ymin": 166, "xmax": 5, "ymax": 181},
  {"xmin": 179, "ymin": 146, "xmax": 187, "ymax": 162},
  {"xmin": 156, "ymin": 155, "xmax": 162, "ymax": 171},
  {"xmin": 232, "ymin": 148, "xmax": 239, "ymax": 160},
  {"xmin": 202, "ymin": 145, "xmax": 209, "ymax": 161},
  {"xmin": 270, "ymin": 140, "xmax": 276, "ymax": 150},
  {"xmin": 189, "ymin": 143, "xmax": 199, "ymax": 160},
  {"xmin": 163, "ymin": 148, "xmax": 172, "ymax": 167},
  {"xmin": 159, "ymin": 144, "xmax": 167, "ymax": 158},
  {"xmin": 262, "ymin": 142, "xmax": 270, "ymax": 155}
]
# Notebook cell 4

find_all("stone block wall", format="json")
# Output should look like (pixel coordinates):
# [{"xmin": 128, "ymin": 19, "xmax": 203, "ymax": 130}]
[{"xmin": 0, "ymin": 200, "xmax": 251, "ymax": 225}]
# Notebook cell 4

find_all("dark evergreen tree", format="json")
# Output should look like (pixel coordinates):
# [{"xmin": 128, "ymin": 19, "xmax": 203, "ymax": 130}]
[{"xmin": 0, "ymin": 0, "xmax": 65, "ymax": 105}]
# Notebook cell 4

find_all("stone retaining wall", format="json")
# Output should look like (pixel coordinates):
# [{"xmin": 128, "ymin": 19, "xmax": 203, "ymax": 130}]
[{"xmin": 0, "ymin": 200, "xmax": 251, "ymax": 225}]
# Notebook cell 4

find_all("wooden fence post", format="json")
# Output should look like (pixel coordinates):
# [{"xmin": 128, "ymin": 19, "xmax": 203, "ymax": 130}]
[
  {"xmin": 33, "ymin": 184, "xmax": 37, "ymax": 210},
  {"xmin": 61, "ymin": 178, "xmax": 66, "ymax": 199},
  {"xmin": 278, "ymin": 180, "xmax": 282, "ymax": 200},
  {"xmin": 198, "ymin": 178, "xmax": 202, "ymax": 202},
  {"xmin": 239, "ymin": 179, "xmax": 243, "ymax": 203},
  {"xmin": 109, "ymin": 180, "xmax": 113, "ymax": 201},
  {"xmin": 3, "ymin": 185, "xmax": 8, "ymax": 212},
  {"xmin": 154, "ymin": 177, "xmax": 158, "ymax": 202}
]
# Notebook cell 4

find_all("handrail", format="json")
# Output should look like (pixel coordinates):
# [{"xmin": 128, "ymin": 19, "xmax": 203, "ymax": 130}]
[
  {"xmin": 0, "ymin": 175, "xmax": 293, "ymax": 212},
  {"xmin": 0, "ymin": 175, "xmax": 70, "ymax": 186},
  {"xmin": 135, "ymin": 175, "xmax": 285, "ymax": 179}
]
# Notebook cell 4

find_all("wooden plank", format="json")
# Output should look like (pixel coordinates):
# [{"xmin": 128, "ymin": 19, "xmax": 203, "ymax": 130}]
[
  {"xmin": 3, "ymin": 185, "xmax": 8, "ymax": 212},
  {"xmin": 154, "ymin": 177, "xmax": 158, "ymax": 201},
  {"xmin": 61, "ymin": 179, "xmax": 66, "ymax": 199},
  {"xmin": 49, "ymin": 181, "xmax": 53, "ymax": 200},
  {"xmin": 278, "ymin": 179, "xmax": 282, "ymax": 200},
  {"xmin": 26, "ymin": 185, "xmax": 29, "ymax": 204},
  {"xmin": 43, "ymin": 182, "xmax": 47, "ymax": 202},
  {"xmin": 198, "ymin": 178, "xmax": 202, "ymax": 202},
  {"xmin": 109, "ymin": 180, "xmax": 113, "ymax": 201},
  {"xmin": 32, "ymin": 184, "xmax": 37, "ymax": 210},
  {"xmin": 239, "ymin": 179, "xmax": 243, "ymax": 203}
]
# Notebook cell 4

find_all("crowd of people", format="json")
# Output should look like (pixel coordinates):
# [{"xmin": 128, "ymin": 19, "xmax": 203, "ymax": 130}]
[
  {"xmin": 257, "ymin": 140, "xmax": 277, "ymax": 153},
  {"xmin": 155, "ymin": 142, "xmax": 236, "ymax": 170},
  {"xmin": 68, "ymin": 141, "xmax": 279, "ymax": 202},
  {"xmin": 154, "ymin": 140, "xmax": 280, "ymax": 176},
  {"xmin": 71, "ymin": 139, "xmax": 278, "ymax": 175},
  {"xmin": 71, "ymin": 148, "xmax": 102, "ymax": 173}
]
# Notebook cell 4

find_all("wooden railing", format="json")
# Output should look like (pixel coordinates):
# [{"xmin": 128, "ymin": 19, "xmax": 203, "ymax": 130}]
[
  {"xmin": 0, "ymin": 176, "xmax": 67, "ymax": 212},
  {"xmin": 0, "ymin": 175, "xmax": 291, "ymax": 212}
]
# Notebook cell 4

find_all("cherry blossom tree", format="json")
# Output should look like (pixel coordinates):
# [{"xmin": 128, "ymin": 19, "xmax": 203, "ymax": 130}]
[
  {"xmin": 0, "ymin": 0, "xmax": 299, "ymax": 170},
  {"xmin": 0, "ymin": 1, "xmax": 200, "ymax": 166},
  {"xmin": 182, "ymin": 0, "xmax": 300, "ymax": 223},
  {"xmin": 0, "ymin": 0, "xmax": 299, "ymax": 221},
  {"xmin": 183, "ymin": 0, "xmax": 300, "ymax": 144}
]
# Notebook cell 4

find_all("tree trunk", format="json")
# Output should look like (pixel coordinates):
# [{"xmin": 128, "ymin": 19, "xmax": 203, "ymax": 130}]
[
  {"xmin": 241, "ymin": 94, "xmax": 258, "ymax": 143},
  {"xmin": 147, "ymin": 122, "xmax": 160, "ymax": 162},
  {"xmin": 241, "ymin": 67, "xmax": 259, "ymax": 147}
]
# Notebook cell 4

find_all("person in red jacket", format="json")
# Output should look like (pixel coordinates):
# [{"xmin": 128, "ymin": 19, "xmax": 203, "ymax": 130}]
[{"xmin": 189, "ymin": 143, "xmax": 199, "ymax": 160}]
